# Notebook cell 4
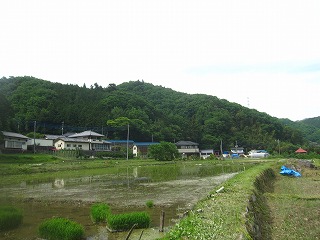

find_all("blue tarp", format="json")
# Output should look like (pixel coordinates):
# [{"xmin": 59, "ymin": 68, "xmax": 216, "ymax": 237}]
[{"xmin": 280, "ymin": 166, "xmax": 301, "ymax": 177}]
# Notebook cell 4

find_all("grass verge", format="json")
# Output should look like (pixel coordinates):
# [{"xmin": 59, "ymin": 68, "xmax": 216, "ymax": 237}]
[{"xmin": 161, "ymin": 162, "xmax": 275, "ymax": 240}]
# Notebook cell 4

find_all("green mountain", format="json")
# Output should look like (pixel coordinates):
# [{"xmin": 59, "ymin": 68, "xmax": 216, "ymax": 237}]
[
  {"xmin": 280, "ymin": 117, "xmax": 320, "ymax": 144},
  {"xmin": 0, "ymin": 76, "xmax": 307, "ymax": 152}
]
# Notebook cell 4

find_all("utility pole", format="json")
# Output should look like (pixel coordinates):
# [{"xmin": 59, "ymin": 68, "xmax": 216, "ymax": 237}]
[
  {"xmin": 126, "ymin": 124, "xmax": 130, "ymax": 160},
  {"xmin": 61, "ymin": 121, "xmax": 64, "ymax": 135},
  {"xmin": 33, "ymin": 121, "xmax": 36, "ymax": 154}
]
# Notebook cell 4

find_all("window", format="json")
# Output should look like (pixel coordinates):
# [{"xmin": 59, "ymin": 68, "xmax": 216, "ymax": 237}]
[
  {"xmin": 92, "ymin": 143, "xmax": 109, "ymax": 151},
  {"xmin": 67, "ymin": 144, "xmax": 71, "ymax": 147},
  {"xmin": 6, "ymin": 141, "xmax": 23, "ymax": 149}
]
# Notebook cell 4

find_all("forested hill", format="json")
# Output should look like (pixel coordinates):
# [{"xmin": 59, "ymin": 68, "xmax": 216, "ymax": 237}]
[
  {"xmin": 280, "ymin": 117, "xmax": 320, "ymax": 145},
  {"xmin": 0, "ymin": 76, "xmax": 307, "ymax": 152}
]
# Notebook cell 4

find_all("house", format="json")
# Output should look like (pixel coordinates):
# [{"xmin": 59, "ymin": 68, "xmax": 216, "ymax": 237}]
[
  {"xmin": 230, "ymin": 147, "xmax": 245, "ymax": 158},
  {"xmin": 248, "ymin": 150, "xmax": 269, "ymax": 158},
  {"xmin": 175, "ymin": 140, "xmax": 199, "ymax": 158},
  {"xmin": 54, "ymin": 130, "xmax": 111, "ymax": 151},
  {"xmin": 132, "ymin": 142, "xmax": 159, "ymax": 157},
  {"xmin": 1, "ymin": 131, "xmax": 29, "ymax": 150},
  {"xmin": 200, "ymin": 149, "xmax": 214, "ymax": 159},
  {"xmin": 54, "ymin": 137, "xmax": 91, "ymax": 150}
]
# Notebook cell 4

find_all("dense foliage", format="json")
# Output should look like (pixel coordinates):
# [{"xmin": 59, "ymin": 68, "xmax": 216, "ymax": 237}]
[
  {"xmin": 280, "ymin": 117, "xmax": 320, "ymax": 144},
  {"xmin": 149, "ymin": 141, "xmax": 180, "ymax": 161},
  {"xmin": 1, "ymin": 76, "xmax": 318, "ymax": 153}
]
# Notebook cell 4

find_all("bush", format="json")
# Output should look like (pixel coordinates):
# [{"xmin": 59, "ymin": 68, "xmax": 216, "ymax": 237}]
[
  {"xmin": 146, "ymin": 200, "xmax": 154, "ymax": 208},
  {"xmin": 90, "ymin": 203, "xmax": 111, "ymax": 223},
  {"xmin": 107, "ymin": 211, "xmax": 150, "ymax": 231},
  {"xmin": 38, "ymin": 217, "xmax": 84, "ymax": 240},
  {"xmin": 0, "ymin": 206, "xmax": 23, "ymax": 231}
]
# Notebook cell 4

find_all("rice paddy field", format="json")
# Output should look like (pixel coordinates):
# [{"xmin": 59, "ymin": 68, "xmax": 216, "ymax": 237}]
[{"xmin": 0, "ymin": 154, "xmax": 319, "ymax": 239}]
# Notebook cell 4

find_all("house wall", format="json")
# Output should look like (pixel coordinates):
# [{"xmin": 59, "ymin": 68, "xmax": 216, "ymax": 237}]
[
  {"xmin": 177, "ymin": 148, "xmax": 199, "ymax": 154},
  {"xmin": 54, "ymin": 140, "xmax": 90, "ymax": 150},
  {"xmin": 91, "ymin": 142, "xmax": 110, "ymax": 151},
  {"xmin": 200, "ymin": 149, "xmax": 214, "ymax": 159},
  {"xmin": 27, "ymin": 139, "xmax": 54, "ymax": 147},
  {"xmin": 4, "ymin": 138, "xmax": 28, "ymax": 150}
]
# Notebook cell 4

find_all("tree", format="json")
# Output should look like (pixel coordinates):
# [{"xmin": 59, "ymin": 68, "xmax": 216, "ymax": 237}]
[
  {"xmin": 0, "ymin": 92, "xmax": 13, "ymax": 130},
  {"xmin": 107, "ymin": 117, "xmax": 130, "ymax": 160},
  {"xmin": 149, "ymin": 141, "xmax": 179, "ymax": 161},
  {"xmin": 107, "ymin": 117, "xmax": 130, "ymax": 128},
  {"xmin": 0, "ymin": 131, "xmax": 4, "ymax": 148}
]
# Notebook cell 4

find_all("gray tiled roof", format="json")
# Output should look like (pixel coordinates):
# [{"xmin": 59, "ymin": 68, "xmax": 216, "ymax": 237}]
[
  {"xmin": 55, "ymin": 137, "xmax": 90, "ymax": 143},
  {"xmin": 68, "ymin": 130, "xmax": 104, "ymax": 138},
  {"xmin": 175, "ymin": 141, "xmax": 199, "ymax": 146},
  {"xmin": 1, "ymin": 131, "xmax": 28, "ymax": 139},
  {"xmin": 45, "ymin": 134, "xmax": 63, "ymax": 140}
]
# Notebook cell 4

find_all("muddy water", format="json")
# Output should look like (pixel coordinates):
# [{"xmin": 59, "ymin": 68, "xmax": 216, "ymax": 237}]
[{"xmin": 0, "ymin": 163, "xmax": 245, "ymax": 239}]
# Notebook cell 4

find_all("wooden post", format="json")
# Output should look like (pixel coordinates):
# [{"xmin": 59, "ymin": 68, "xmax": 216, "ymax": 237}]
[
  {"xmin": 159, "ymin": 210, "xmax": 165, "ymax": 232},
  {"xmin": 125, "ymin": 223, "xmax": 137, "ymax": 240}
]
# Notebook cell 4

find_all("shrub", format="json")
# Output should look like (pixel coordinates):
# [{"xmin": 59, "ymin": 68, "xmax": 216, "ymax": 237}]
[
  {"xmin": 146, "ymin": 200, "xmax": 154, "ymax": 208},
  {"xmin": 90, "ymin": 203, "xmax": 111, "ymax": 223},
  {"xmin": 38, "ymin": 217, "xmax": 84, "ymax": 240},
  {"xmin": 107, "ymin": 211, "xmax": 150, "ymax": 231},
  {"xmin": 0, "ymin": 206, "xmax": 23, "ymax": 231}
]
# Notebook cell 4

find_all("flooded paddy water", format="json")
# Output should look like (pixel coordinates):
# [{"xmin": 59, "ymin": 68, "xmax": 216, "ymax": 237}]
[{"xmin": 0, "ymin": 162, "xmax": 250, "ymax": 239}]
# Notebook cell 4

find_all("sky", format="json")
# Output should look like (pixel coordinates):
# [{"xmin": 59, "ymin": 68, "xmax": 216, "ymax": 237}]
[{"xmin": 1, "ymin": 0, "xmax": 320, "ymax": 121}]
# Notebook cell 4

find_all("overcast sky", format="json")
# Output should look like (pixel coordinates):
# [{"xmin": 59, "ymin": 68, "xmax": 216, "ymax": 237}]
[{"xmin": 1, "ymin": 0, "xmax": 320, "ymax": 121}]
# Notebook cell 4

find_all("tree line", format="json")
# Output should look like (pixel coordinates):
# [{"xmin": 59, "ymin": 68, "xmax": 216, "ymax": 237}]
[{"xmin": 0, "ymin": 76, "xmax": 318, "ymax": 154}]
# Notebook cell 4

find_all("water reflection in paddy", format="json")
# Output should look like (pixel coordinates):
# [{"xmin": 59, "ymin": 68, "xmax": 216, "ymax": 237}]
[{"xmin": 0, "ymin": 162, "xmax": 249, "ymax": 239}]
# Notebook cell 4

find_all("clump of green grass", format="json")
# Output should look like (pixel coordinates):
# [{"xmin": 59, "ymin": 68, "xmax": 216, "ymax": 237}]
[
  {"xmin": 107, "ymin": 211, "xmax": 150, "ymax": 230},
  {"xmin": 90, "ymin": 203, "xmax": 111, "ymax": 223},
  {"xmin": 146, "ymin": 200, "xmax": 154, "ymax": 208},
  {"xmin": 38, "ymin": 217, "xmax": 84, "ymax": 240},
  {"xmin": 90, "ymin": 203, "xmax": 150, "ymax": 231},
  {"xmin": 0, "ymin": 206, "xmax": 23, "ymax": 231}
]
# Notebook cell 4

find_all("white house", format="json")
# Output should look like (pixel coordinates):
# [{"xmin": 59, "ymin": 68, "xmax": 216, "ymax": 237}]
[
  {"xmin": 200, "ymin": 149, "xmax": 214, "ymax": 159},
  {"xmin": 54, "ymin": 137, "xmax": 90, "ymax": 150},
  {"xmin": 54, "ymin": 130, "xmax": 111, "ymax": 151},
  {"xmin": 1, "ymin": 131, "xmax": 29, "ymax": 150}
]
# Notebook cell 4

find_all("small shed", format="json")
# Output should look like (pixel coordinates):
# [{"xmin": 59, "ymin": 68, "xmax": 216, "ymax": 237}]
[{"xmin": 295, "ymin": 148, "xmax": 307, "ymax": 153}]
